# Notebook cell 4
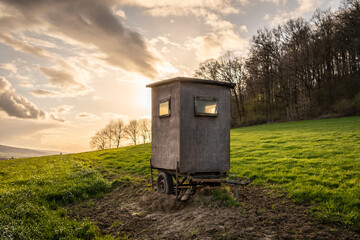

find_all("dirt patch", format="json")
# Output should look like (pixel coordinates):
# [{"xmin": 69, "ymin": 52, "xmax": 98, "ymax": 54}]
[
  {"xmin": 68, "ymin": 183, "xmax": 359, "ymax": 239},
  {"xmin": 140, "ymin": 192, "xmax": 187, "ymax": 213}
]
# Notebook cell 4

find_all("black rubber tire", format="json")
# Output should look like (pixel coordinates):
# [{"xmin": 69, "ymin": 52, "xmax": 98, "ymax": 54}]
[{"xmin": 156, "ymin": 172, "xmax": 174, "ymax": 194}]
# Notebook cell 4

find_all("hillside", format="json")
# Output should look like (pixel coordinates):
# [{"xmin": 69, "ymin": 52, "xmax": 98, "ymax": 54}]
[
  {"xmin": 0, "ymin": 144, "xmax": 59, "ymax": 159},
  {"xmin": 0, "ymin": 117, "xmax": 359, "ymax": 239}
]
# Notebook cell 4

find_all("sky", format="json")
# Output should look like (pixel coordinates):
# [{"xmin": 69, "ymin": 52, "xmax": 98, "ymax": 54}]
[{"xmin": 0, "ymin": 0, "xmax": 340, "ymax": 153}]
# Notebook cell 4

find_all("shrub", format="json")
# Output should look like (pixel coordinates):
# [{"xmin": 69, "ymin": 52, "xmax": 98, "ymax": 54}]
[
  {"xmin": 333, "ymin": 98, "xmax": 353, "ymax": 116},
  {"xmin": 353, "ymin": 92, "xmax": 360, "ymax": 114}
]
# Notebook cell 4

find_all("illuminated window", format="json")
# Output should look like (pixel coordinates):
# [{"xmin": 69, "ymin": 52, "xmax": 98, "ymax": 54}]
[
  {"xmin": 195, "ymin": 97, "xmax": 218, "ymax": 116},
  {"xmin": 159, "ymin": 98, "xmax": 171, "ymax": 117}
]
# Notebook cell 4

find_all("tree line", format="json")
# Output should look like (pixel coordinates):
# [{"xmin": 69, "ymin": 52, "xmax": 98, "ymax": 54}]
[
  {"xmin": 90, "ymin": 118, "xmax": 151, "ymax": 150},
  {"xmin": 194, "ymin": 0, "xmax": 360, "ymax": 126}
]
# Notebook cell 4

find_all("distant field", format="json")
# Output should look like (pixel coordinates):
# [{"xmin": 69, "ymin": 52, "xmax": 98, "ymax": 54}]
[
  {"xmin": 0, "ymin": 117, "xmax": 359, "ymax": 239},
  {"xmin": 0, "ymin": 144, "xmax": 59, "ymax": 159}
]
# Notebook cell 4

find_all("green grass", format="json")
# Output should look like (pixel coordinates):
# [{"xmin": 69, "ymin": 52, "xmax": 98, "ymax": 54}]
[
  {"xmin": 75, "ymin": 144, "xmax": 151, "ymax": 181},
  {"xmin": 0, "ymin": 117, "xmax": 359, "ymax": 238},
  {"xmin": 0, "ymin": 155, "xmax": 108, "ymax": 239},
  {"xmin": 230, "ymin": 117, "xmax": 360, "ymax": 229},
  {"xmin": 0, "ymin": 144, "xmax": 151, "ymax": 239}
]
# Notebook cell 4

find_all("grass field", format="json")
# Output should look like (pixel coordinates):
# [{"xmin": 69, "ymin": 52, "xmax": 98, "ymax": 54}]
[
  {"xmin": 0, "ymin": 117, "xmax": 359, "ymax": 238},
  {"xmin": 0, "ymin": 144, "xmax": 151, "ymax": 239},
  {"xmin": 0, "ymin": 155, "xmax": 108, "ymax": 239},
  {"xmin": 230, "ymin": 117, "xmax": 360, "ymax": 229}
]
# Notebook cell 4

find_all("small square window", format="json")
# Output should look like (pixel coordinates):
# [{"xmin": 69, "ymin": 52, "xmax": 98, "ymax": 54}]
[
  {"xmin": 159, "ymin": 98, "xmax": 171, "ymax": 117},
  {"xmin": 195, "ymin": 97, "xmax": 218, "ymax": 116}
]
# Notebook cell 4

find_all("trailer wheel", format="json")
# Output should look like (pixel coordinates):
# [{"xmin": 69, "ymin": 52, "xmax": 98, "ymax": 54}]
[{"xmin": 157, "ymin": 172, "xmax": 174, "ymax": 194}]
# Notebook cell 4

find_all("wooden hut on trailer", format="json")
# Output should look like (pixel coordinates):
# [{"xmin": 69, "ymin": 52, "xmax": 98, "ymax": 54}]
[{"xmin": 147, "ymin": 77, "xmax": 248, "ymax": 199}]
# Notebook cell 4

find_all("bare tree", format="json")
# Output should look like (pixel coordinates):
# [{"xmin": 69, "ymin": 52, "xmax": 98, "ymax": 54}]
[
  {"xmin": 90, "ymin": 129, "xmax": 107, "ymax": 150},
  {"xmin": 194, "ymin": 52, "xmax": 246, "ymax": 124},
  {"xmin": 104, "ymin": 120, "xmax": 115, "ymax": 149},
  {"xmin": 112, "ymin": 118, "xmax": 125, "ymax": 147},
  {"xmin": 125, "ymin": 119, "xmax": 139, "ymax": 145},
  {"xmin": 194, "ymin": 58, "xmax": 220, "ymax": 81},
  {"xmin": 139, "ymin": 118, "xmax": 151, "ymax": 143},
  {"xmin": 218, "ymin": 52, "xmax": 246, "ymax": 123}
]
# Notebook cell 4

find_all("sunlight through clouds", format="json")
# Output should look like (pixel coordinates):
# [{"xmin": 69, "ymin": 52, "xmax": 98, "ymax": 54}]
[
  {"xmin": 0, "ymin": 0, "xmax": 341, "ymax": 152},
  {"xmin": 0, "ymin": 0, "xmax": 162, "ymax": 78}
]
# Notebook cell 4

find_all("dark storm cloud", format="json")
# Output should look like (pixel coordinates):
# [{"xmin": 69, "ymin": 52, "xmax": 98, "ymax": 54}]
[
  {"xmin": 0, "ymin": 76, "xmax": 46, "ymax": 119},
  {"xmin": 0, "ymin": 0, "xmax": 159, "ymax": 78}
]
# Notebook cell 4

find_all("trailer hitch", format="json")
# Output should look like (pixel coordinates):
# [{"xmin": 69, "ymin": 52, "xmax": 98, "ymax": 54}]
[{"xmin": 191, "ymin": 172, "xmax": 251, "ymax": 202}]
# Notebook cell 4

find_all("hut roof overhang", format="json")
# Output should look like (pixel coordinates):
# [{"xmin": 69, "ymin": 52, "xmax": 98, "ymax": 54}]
[{"xmin": 146, "ymin": 77, "xmax": 235, "ymax": 89}]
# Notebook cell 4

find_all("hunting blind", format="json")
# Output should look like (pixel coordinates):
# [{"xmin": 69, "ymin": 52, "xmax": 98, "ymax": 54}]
[{"xmin": 146, "ymin": 77, "xmax": 249, "ymax": 200}]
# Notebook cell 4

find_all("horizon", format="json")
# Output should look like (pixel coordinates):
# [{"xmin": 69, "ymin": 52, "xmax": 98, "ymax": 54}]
[{"xmin": 0, "ymin": 0, "xmax": 341, "ymax": 152}]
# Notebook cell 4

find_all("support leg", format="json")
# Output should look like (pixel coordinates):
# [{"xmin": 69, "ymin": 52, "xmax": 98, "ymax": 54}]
[
  {"xmin": 235, "ymin": 176, "xmax": 239, "ymax": 202},
  {"xmin": 150, "ymin": 160, "xmax": 154, "ymax": 190},
  {"xmin": 175, "ymin": 165, "xmax": 178, "ymax": 199}
]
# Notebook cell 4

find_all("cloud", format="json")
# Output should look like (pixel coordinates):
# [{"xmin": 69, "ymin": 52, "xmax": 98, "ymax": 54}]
[
  {"xmin": 239, "ymin": 25, "xmax": 248, "ymax": 32},
  {"xmin": 0, "ymin": 118, "xmax": 60, "ymax": 145},
  {"xmin": 0, "ymin": 76, "xmax": 70, "ymax": 122},
  {"xmin": 113, "ymin": 8, "xmax": 126, "ymax": 19},
  {"xmin": 51, "ymin": 105, "xmax": 73, "ymax": 115},
  {"xmin": 0, "ymin": 61, "xmax": 29, "ymax": 80},
  {"xmin": 269, "ymin": 0, "xmax": 324, "ymax": 26},
  {"xmin": 102, "ymin": 112, "xmax": 129, "ymax": 122},
  {"xmin": 186, "ymin": 31, "xmax": 248, "ymax": 60},
  {"xmin": 199, "ymin": 10, "xmax": 235, "ymax": 31},
  {"xmin": 0, "ymin": 0, "xmax": 161, "ymax": 79},
  {"xmin": 145, "ymin": 5, "xmax": 248, "ymax": 65},
  {"xmin": 17, "ymin": 32, "xmax": 59, "ymax": 50},
  {"xmin": 39, "ymin": 67, "xmax": 89, "ymax": 91},
  {"xmin": 31, "ymin": 89, "xmax": 57, "ymax": 97},
  {"xmin": 30, "ymin": 61, "xmax": 94, "ymax": 98},
  {"xmin": 260, "ymin": 0, "xmax": 280, "ymax": 5},
  {"xmin": 120, "ymin": 0, "xmax": 248, "ymax": 16},
  {"xmin": 92, "ymin": 95, "xmax": 103, "ymax": 101},
  {"xmin": 0, "ymin": 63, "xmax": 17, "ymax": 73},
  {"xmin": 296, "ymin": 0, "xmax": 322, "ymax": 14},
  {"xmin": 18, "ymin": 81, "xmax": 33, "ymax": 88},
  {"xmin": 0, "ymin": 76, "xmax": 46, "ymax": 119},
  {"xmin": 166, "ymin": 6, "xmax": 248, "ymax": 61},
  {"xmin": 76, "ymin": 112, "xmax": 100, "ymax": 121},
  {"xmin": 47, "ymin": 105, "xmax": 73, "ymax": 123},
  {"xmin": 49, "ymin": 114, "xmax": 65, "ymax": 122},
  {"xmin": 150, "ymin": 36, "xmax": 181, "ymax": 48},
  {"xmin": 0, "ymin": 33, "xmax": 47, "ymax": 58}
]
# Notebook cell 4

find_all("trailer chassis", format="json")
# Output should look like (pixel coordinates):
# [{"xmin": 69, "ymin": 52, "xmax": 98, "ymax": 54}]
[{"xmin": 150, "ymin": 160, "xmax": 250, "ymax": 201}]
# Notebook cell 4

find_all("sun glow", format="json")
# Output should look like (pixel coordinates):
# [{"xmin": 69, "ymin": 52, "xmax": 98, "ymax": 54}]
[{"xmin": 137, "ymin": 78, "xmax": 152, "ymax": 113}]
